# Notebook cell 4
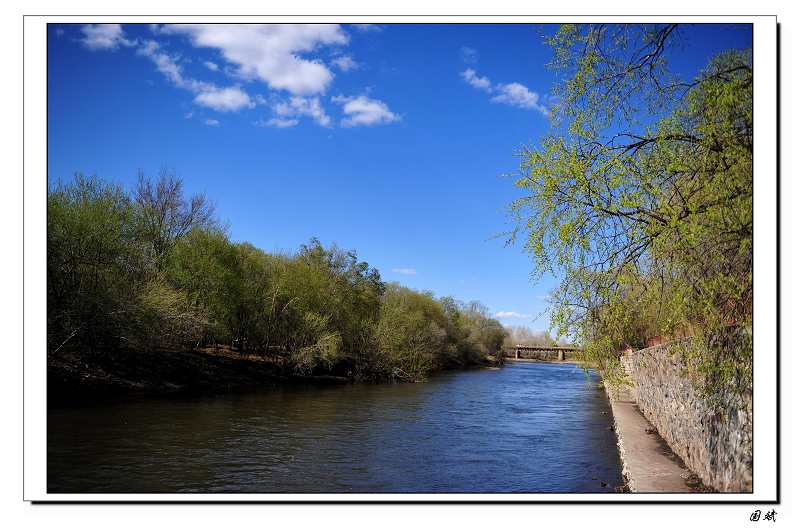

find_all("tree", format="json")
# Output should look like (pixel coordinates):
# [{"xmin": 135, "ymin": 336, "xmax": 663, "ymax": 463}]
[
  {"xmin": 48, "ymin": 174, "xmax": 217, "ymax": 356},
  {"xmin": 375, "ymin": 284, "xmax": 448, "ymax": 380},
  {"xmin": 508, "ymin": 24, "xmax": 752, "ymax": 390},
  {"xmin": 165, "ymin": 228, "xmax": 245, "ymax": 346},
  {"xmin": 504, "ymin": 326, "xmax": 555, "ymax": 348},
  {"xmin": 135, "ymin": 169, "xmax": 216, "ymax": 264},
  {"xmin": 48, "ymin": 175, "xmax": 142, "ymax": 354},
  {"xmin": 292, "ymin": 238, "xmax": 384, "ymax": 355},
  {"xmin": 49, "ymin": 172, "xmax": 510, "ymax": 382}
]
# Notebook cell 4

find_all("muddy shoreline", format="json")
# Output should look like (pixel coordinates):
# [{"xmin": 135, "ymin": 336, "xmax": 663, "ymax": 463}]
[
  {"xmin": 48, "ymin": 348, "xmax": 496, "ymax": 404},
  {"xmin": 47, "ymin": 348, "xmax": 351, "ymax": 404}
]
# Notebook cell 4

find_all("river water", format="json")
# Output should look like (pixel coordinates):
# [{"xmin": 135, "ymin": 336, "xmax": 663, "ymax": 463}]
[{"xmin": 48, "ymin": 361, "xmax": 624, "ymax": 493}]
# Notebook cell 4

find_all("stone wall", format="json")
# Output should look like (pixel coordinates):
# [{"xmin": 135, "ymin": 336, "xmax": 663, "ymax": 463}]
[{"xmin": 621, "ymin": 341, "xmax": 753, "ymax": 492}]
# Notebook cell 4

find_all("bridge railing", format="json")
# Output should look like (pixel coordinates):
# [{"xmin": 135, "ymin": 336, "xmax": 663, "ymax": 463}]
[{"xmin": 508, "ymin": 344, "xmax": 582, "ymax": 361}]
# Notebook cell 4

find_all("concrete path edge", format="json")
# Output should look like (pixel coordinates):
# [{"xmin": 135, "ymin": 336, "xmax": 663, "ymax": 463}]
[{"xmin": 604, "ymin": 381, "xmax": 693, "ymax": 493}]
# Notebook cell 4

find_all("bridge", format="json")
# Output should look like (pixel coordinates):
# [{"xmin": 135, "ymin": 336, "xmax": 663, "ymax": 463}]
[{"xmin": 507, "ymin": 344, "xmax": 582, "ymax": 362}]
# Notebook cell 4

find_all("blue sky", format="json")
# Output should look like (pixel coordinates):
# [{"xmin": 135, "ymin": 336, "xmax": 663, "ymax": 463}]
[{"xmin": 47, "ymin": 23, "xmax": 752, "ymax": 332}]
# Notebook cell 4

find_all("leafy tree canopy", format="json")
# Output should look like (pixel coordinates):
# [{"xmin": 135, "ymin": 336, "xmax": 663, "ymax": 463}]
[{"xmin": 509, "ymin": 24, "xmax": 752, "ymax": 392}]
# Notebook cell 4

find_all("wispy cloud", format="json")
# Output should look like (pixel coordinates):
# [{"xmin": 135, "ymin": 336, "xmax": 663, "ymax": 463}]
[
  {"xmin": 491, "ymin": 82, "xmax": 548, "ymax": 114},
  {"xmin": 272, "ymin": 96, "xmax": 331, "ymax": 127},
  {"xmin": 459, "ymin": 65, "xmax": 549, "ymax": 116},
  {"xmin": 255, "ymin": 117, "xmax": 300, "ymax": 128},
  {"xmin": 80, "ymin": 24, "xmax": 401, "ymax": 130},
  {"xmin": 392, "ymin": 268, "xmax": 417, "ymax": 275},
  {"xmin": 204, "ymin": 118, "xmax": 220, "ymax": 126},
  {"xmin": 137, "ymin": 39, "xmax": 254, "ymax": 112},
  {"xmin": 495, "ymin": 311, "xmax": 533, "ymax": 319},
  {"xmin": 194, "ymin": 86, "xmax": 254, "ymax": 112},
  {"xmin": 332, "ymin": 55, "xmax": 359, "ymax": 72},
  {"xmin": 351, "ymin": 24, "xmax": 382, "ymax": 32},
  {"xmin": 460, "ymin": 68, "xmax": 491, "ymax": 92},
  {"xmin": 136, "ymin": 40, "xmax": 189, "ymax": 88},
  {"xmin": 333, "ymin": 95, "xmax": 400, "ymax": 127},
  {"xmin": 80, "ymin": 24, "xmax": 134, "ymax": 50},
  {"xmin": 460, "ymin": 46, "xmax": 479, "ymax": 64}
]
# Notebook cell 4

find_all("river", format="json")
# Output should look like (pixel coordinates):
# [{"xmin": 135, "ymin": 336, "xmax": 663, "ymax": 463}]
[{"xmin": 47, "ymin": 361, "xmax": 624, "ymax": 493}]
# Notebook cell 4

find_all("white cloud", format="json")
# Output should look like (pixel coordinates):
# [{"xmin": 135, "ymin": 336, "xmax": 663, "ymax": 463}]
[
  {"xmin": 204, "ymin": 118, "xmax": 220, "ymax": 126},
  {"xmin": 460, "ymin": 46, "xmax": 478, "ymax": 64},
  {"xmin": 332, "ymin": 55, "xmax": 359, "ymax": 72},
  {"xmin": 492, "ymin": 82, "xmax": 549, "ymax": 115},
  {"xmin": 332, "ymin": 95, "xmax": 400, "ymax": 127},
  {"xmin": 82, "ymin": 24, "xmax": 401, "ymax": 128},
  {"xmin": 158, "ymin": 24, "xmax": 348, "ymax": 96},
  {"xmin": 194, "ymin": 86, "xmax": 254, "ymax": 112},
  {"xmin": 272, "ymin": 96, "xmax": 331, "ymax": 127},
  {"xmin": 137, "ymin": 40, "xmax": 206, "ymax": 91},
  {"xmin": 495, "ymin": 311, "xmax": 533, "ymax": 319},
  {"xmin": 80, "ymin": 24, "xmax": 133, "ymax": 50},
  {"xmin": 350, "ymin": 24, "xmax": 382, "ymax": 32},
  {"xmin": 460, "ymin": 68, "xmax": 491, "ymax": 92},
  {"xmin": 460, "ymin": 68, "xmax": 549, "ymax": 116},
  {"xmin": 392, "ymin": 268, "xmax": 417, "ymax": 275},
  {"xmin": 137, "ymin": 40, "xmax": 253, "ymax": 112},
  {"xmin": 256, "ymin": 117, "xmax": 300, "ymax": 128}
]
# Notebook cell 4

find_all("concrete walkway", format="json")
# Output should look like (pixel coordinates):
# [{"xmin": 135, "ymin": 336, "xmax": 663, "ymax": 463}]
[{"xmin": 607, "ymin": 384, "xmax": 693, "ymax": 493}]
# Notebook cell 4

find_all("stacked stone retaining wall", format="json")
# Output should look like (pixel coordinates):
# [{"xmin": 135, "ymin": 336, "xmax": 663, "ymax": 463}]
[{"xmin": 620, "ymin": 341, "xmax": 753, "ymax": 492}]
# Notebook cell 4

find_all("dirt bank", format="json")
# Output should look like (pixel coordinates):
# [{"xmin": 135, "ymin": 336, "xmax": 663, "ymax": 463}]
[{"xmin": 47, "ymin": 347, "xmax": 348, "ymax": 403}]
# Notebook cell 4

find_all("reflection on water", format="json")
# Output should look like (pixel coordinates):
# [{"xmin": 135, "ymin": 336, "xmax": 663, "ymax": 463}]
[{"xmin": 48, "ymin": 362, "xmax": 624, "ymax": 493}]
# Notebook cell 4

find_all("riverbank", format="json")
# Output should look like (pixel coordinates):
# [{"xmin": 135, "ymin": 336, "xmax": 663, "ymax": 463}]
[
  {"xmin": 48, "ymin": 347, "xmax": 498, "ymax": 403},
  {"xmin": 604, "ymin": 380, "xmax": 710, "ymax": 493},
  {"xmin": 47, "ymin": 348, "xmax": 344, "ymax": 403}
]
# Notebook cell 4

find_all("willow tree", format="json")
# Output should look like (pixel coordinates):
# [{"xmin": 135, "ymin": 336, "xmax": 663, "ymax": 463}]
[{"xmin": 509, "ymin": 24, "xmax": 752, "ymax": 393}]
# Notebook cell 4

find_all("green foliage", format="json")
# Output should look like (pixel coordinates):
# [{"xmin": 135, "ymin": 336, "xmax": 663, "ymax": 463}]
[
  {"xmin": 48, "ymin": 173, "xmax": 214, "ymax": 355},
  {"xmin": 48, "ymin": 175, "xmax": 144, "ymax": 354},
  {"xmin": 129, "ymin": 277, "xmax": 210, "ymax": 352},
  {"xmin": 166, "ymin": 228, "xmax": 244, "ymax": 343},
  {"xmin": 509, "ymin": 24, "xmax": 752, "ymax": 393},
  {"xmin": 289, "ymin": 313, "xmax": 343, "ymax": 375},
  {"xmin": 375, "ymin": 285, "xmax": 445, "ymax": 379},
  {"xmin": 375, "ymin": 285, "xmax": 507, "ymax": 380},
  {"xmin": 291, "ymin": 238, "xmax": 384, "ymax": 355},
  {"xmin": 48, "ymin": 174, "xmax": 507, "ymax": 382}
]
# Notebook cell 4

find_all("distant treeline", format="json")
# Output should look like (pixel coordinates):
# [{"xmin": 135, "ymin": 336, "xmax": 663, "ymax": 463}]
[
  {"xmin": 48, "ymin": 173, "xmax": 508, "ymax": 382},
  {"xmin": 503, "ymin": 326, "xmax": 558, "ymax": 348}
]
